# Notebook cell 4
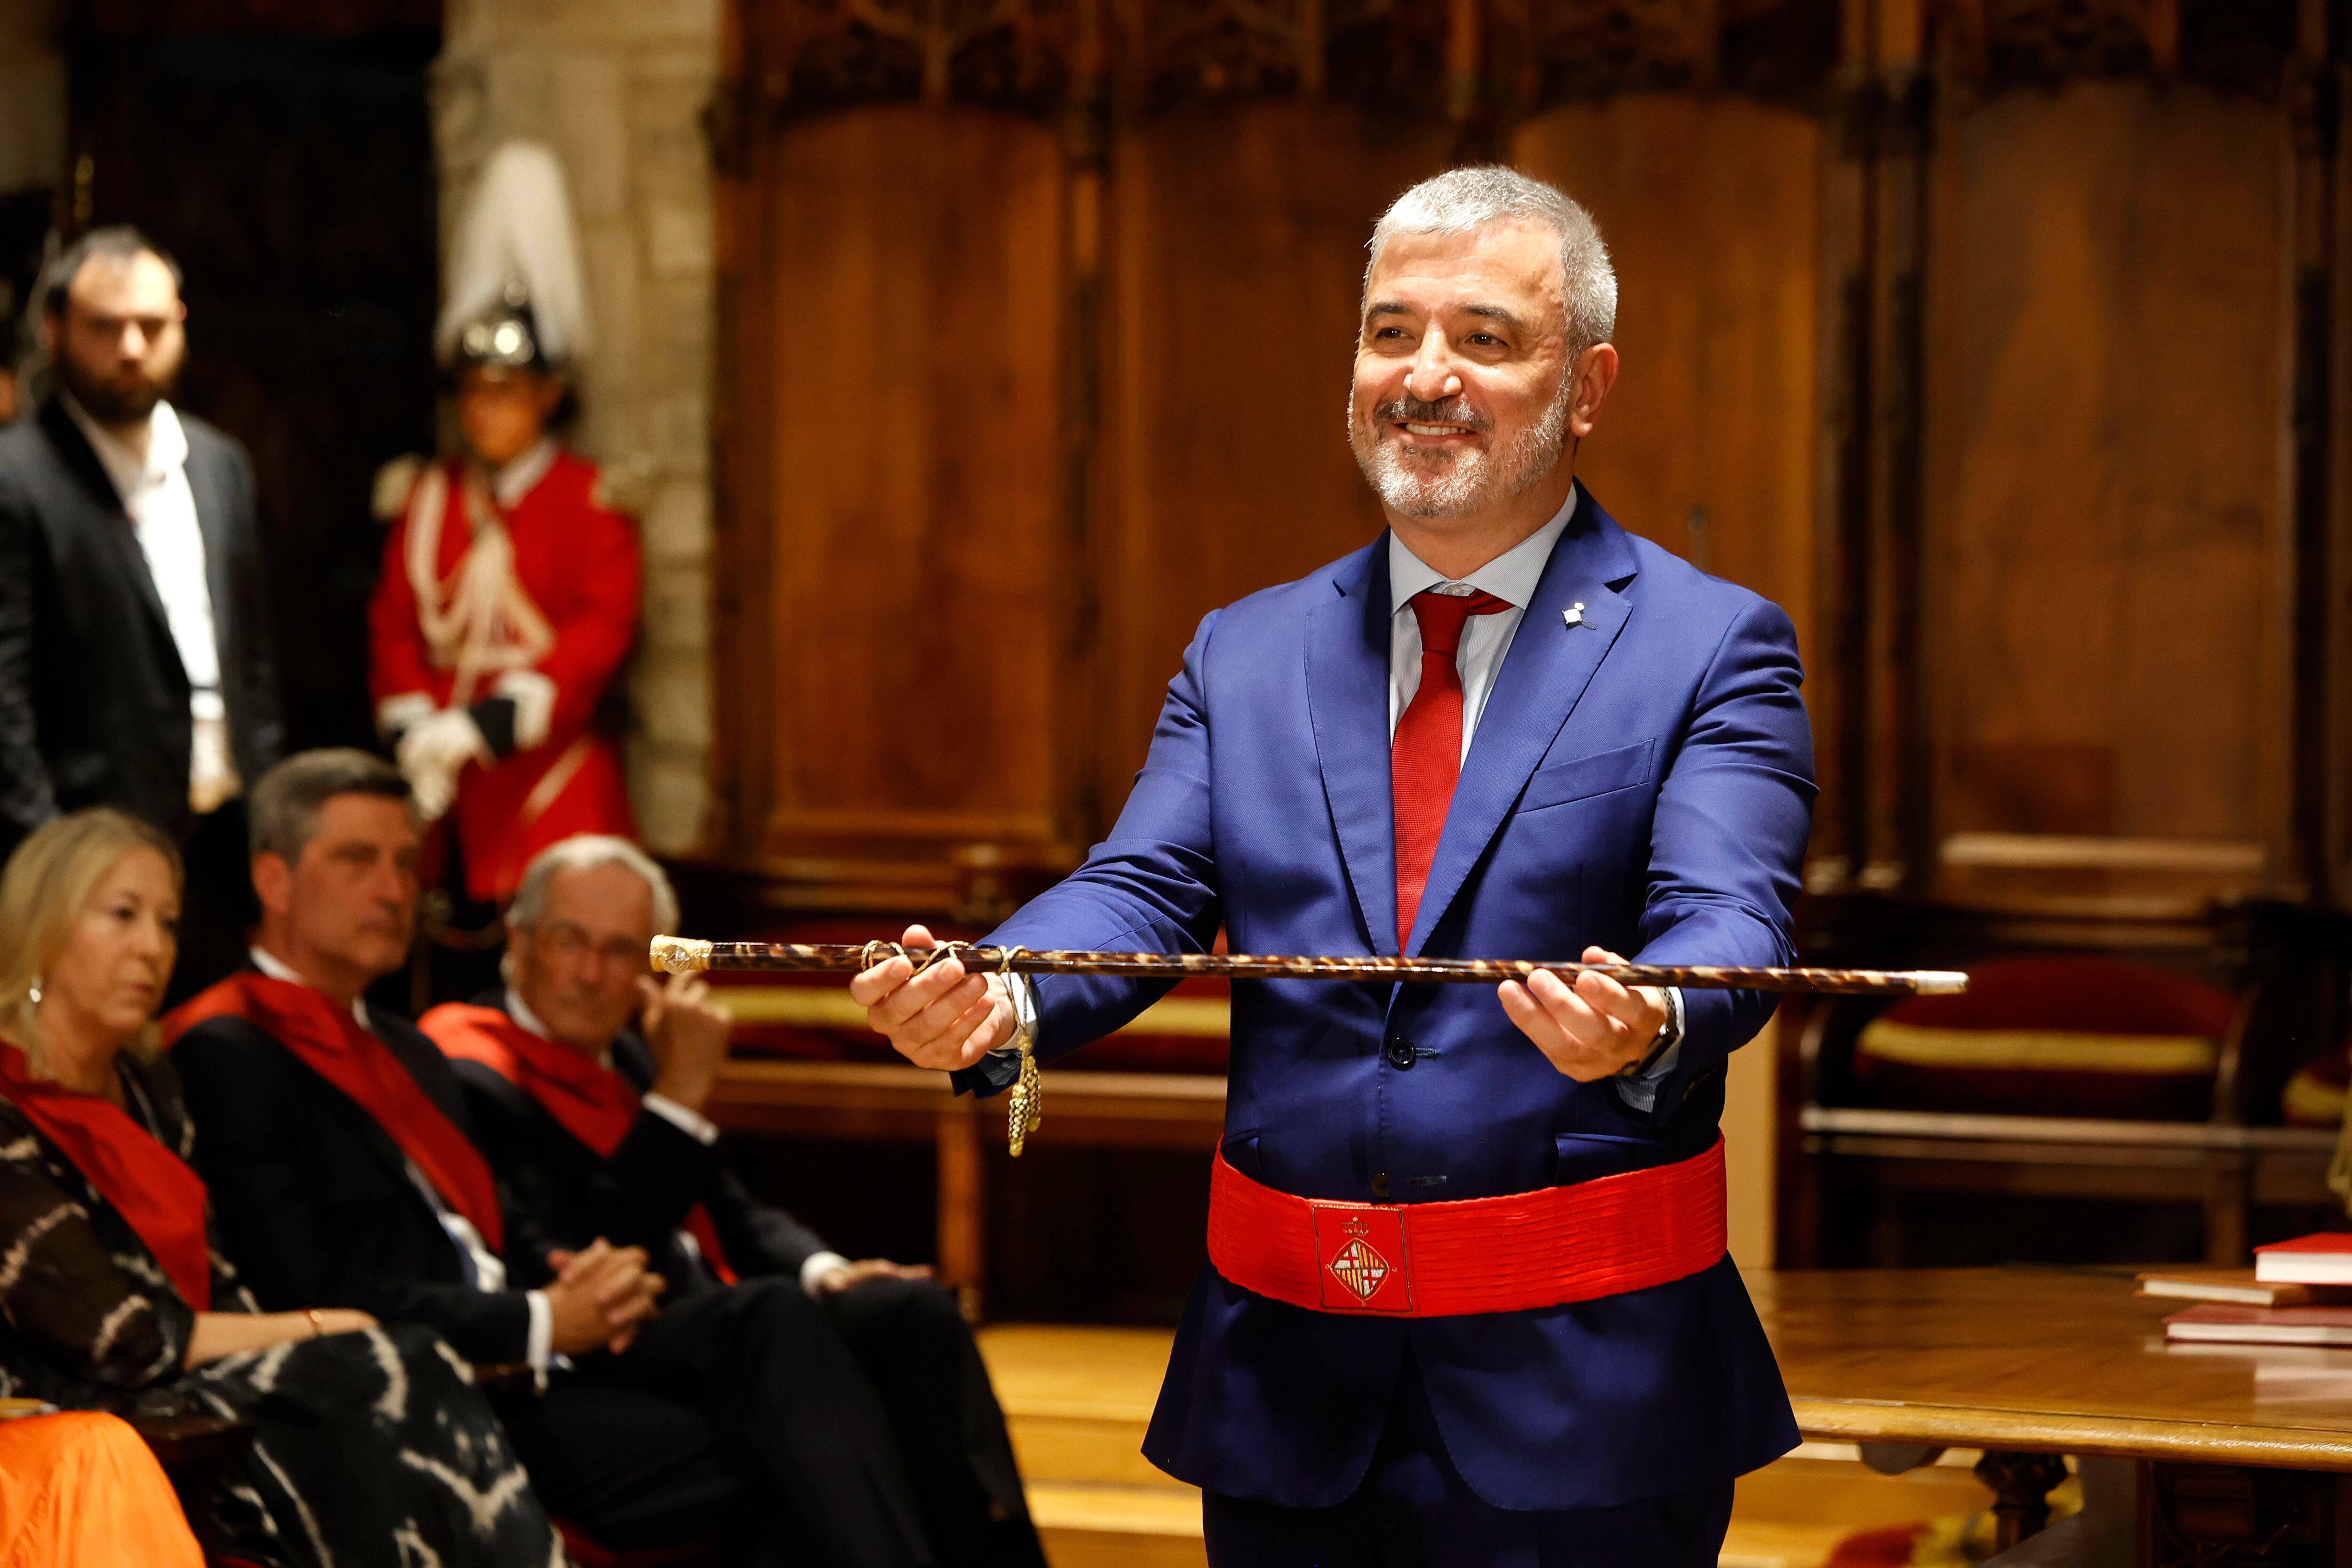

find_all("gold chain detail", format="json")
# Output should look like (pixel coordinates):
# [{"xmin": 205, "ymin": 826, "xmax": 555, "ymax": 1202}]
[{"xmin": 997, "ymin": 947, "xmax": 1040, "ymax": 1156}]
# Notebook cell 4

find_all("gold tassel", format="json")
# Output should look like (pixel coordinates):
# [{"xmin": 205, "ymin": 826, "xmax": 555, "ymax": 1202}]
[{"xmin": 1007, "ymin": 1036, "xmax": 1042, "ymax": 1157}]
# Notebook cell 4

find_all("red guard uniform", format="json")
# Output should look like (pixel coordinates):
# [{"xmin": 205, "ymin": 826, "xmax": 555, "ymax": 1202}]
[{"xmin": 369, "ymin": 446, "xmax": 640, "ymax": 901}]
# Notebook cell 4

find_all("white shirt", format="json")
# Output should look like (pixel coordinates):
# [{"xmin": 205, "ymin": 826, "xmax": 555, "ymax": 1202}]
[
  {"xmin": 64, "ymin": 395, "xmax": 238, "ymax": 813},
  {"xmin": 247, "ymin": 947, "xmax": 553, "ymax": 1372},
  {"xmin": 1386, "ymin": 486, "xmax": 1580, "ymax": 761},
  {"xmin": 502, "ymin": 987, "xmax": 851, "ymax": 1296}
]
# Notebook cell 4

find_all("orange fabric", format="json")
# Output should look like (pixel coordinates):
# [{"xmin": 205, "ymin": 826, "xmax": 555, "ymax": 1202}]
[
  {"xmin": 164, "ymin": 975, "xmax": 504, "ymax": 1252},
  {"xmin": 421, "ymin": 1004, "xmax": 737, "ymax": 1284},
  {"xmin": 1207, "ymin": 1137, "xmax": 1725, "ymax": 1317},
  {"xmin": 368, "ymin": 451, "xmax": 641, "ymax": 900},
  {"xmin": 0, "ymin": 1042, "xmax": 211, "ymax": 1310},
  {"xmin": 0, "ymin": 1413, "xmax": 204, "ymax": 1568}
]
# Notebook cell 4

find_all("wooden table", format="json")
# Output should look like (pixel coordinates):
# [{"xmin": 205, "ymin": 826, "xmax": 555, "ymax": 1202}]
[{"xmin": 1759, "ymin": 1269, "xmax": 2352, "ymax": 1563}]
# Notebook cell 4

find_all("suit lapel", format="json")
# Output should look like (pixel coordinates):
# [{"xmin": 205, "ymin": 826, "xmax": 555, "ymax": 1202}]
[
  {"xmin": 38, "ymin": 398, "xmax": 175, "ymax": 645},
  {"xmin": 1404, "ymin": 491, "xmax": 1641, "ymax": 956},
  {"xmin": 182, "ymin": 422, "xmax": 238, "ymax": 659},
  {"xmin": 1304, "ymin": 541, "xmax": 1398, "ymax": 955}
]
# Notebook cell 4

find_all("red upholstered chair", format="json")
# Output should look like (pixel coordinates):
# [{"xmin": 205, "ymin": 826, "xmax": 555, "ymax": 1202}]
[
  {"xmin": 1849, "ymin": 955, "xmax": 2241, "ymax": 1122},
  {"xmin": 2282, "ymin": 1035, "xmax": 2352, "ymax": 1128}
]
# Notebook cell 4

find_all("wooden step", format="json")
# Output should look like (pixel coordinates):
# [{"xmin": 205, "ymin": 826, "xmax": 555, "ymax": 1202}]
[
  {"xmin": 1025, "ymin": 1482, "xmax": 1206, "ymax": 1568},
  {"xmin": 977, "ymin": 1327, "xmax": 1999, "ymax": 1567}
]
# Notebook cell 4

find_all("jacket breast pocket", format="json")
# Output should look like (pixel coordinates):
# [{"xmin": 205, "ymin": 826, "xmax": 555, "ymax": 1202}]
[{"xmin": 1518, "ymin": 738, "xmax": 1656, "ymax": 813}]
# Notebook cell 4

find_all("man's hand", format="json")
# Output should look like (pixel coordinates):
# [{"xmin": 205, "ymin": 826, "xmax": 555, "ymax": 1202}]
[
  {"xmin": 641, "ymin": 971, "xmax": 733, "ymax": 1114},
  {"xmin": 810, "ymin": 1258, "xmax": 936, "ymax": 1296},
  {"xmin": 1498, "ymin": 945, "xmax": 1668, "ymax": 1082},
  {"xmin": 544, "ymin": 1239, "xmax": 665, "ymax": 1356},
  {"xmin": 848, "ymin": 924, "xmax": 1018, "ymax": 1072}
]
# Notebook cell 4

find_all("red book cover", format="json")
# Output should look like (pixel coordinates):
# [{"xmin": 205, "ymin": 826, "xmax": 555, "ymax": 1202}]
[{"xmin": 2256, "ymin": 1234, "xmax": 2352, "ymax": 1285}]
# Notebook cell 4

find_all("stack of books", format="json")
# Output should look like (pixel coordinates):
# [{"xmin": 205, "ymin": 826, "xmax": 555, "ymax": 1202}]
[{"xmin": 2154, "ymin": 1236, "xmax": 2352, "ymax": 1346}]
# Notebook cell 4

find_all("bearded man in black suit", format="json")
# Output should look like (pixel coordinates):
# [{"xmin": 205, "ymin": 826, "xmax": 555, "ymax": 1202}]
[{"xmin": 0, "ymin": 226, "xmax": 282, "ymax": 997}]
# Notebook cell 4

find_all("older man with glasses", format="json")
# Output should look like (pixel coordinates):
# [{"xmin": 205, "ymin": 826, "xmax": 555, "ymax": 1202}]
[{"xmin": 422, "ymin": 834, "xmax": 1043, "ymax": 1568}]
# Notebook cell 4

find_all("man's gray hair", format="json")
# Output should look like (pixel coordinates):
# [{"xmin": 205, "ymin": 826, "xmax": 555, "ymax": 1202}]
[
  {"xmin": 249, "ymin": 748, "xmax": 411, "ymax": 864},
  {"xmin": 509, "ymin": 835, "xmax": 681, "ymax": 937},
  {"xmin": 1366, "ymin": 167, "xmax": 1617, "ymax": 354}
]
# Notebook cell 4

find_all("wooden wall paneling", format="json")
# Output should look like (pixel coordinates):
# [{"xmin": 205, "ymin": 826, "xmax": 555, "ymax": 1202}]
[
  {"xmin": 1509, "ymin": 95, "xmax": 1823, "ymax": 655},
  {"xmin": 2285, "ymin": 0, "xmax": 2340, "ymax": 904},
  {"xmin": 1859, "ymin": 60, "xmax": 1931, "ymax": 897},
  {"xmin": 1919, "ymin": 80, "xmax": 2289, "ymax": 914},
  {"xmin": 1091, "ymin": 102, "xmax": 1450, "ymax": 811},
  {"xmin": 746, "ymin": 105, "xmax": 1078, "ymax": 898}
]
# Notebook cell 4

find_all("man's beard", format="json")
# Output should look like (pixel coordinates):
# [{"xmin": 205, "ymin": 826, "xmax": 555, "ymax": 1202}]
[
  {"xmin": 1347, "ymin": 374, "xmax": 1574, "ymax": 519},
  {"xmin": 57, "ymin": 349, "xmax": 175, "ymax": 425}
]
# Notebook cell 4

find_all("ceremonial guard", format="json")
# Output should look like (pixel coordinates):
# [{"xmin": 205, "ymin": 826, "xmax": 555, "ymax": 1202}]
[
  {"xmin": 369, "ymin": 142, "xmax": 639, "ymax": 904},
  {"xmin": 853, "ymin": 167, "xmax": 1814, "ymax": 1567}
]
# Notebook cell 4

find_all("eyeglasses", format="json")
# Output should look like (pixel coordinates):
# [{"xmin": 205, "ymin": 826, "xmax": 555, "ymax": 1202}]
[{"xmin": 534, "ymin": 924, "xmax": 645, "ymax": 968}]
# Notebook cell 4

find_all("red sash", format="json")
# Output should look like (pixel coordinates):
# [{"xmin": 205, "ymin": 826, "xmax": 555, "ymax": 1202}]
[
  {"xmin": 0, "ymin": 1041, "xmax": 212, "ymax": 1310},
  {"xmin": 420, "ymin": 1003, "xmax": 737, "ymax": 1284},
  {"xmin": 1206, "ymin": 1137, "xmax": 1726, "ymax": 1317},
  {"xmin": 164, "ymin": 974, "xmax": 505, "ymax": 1252}
]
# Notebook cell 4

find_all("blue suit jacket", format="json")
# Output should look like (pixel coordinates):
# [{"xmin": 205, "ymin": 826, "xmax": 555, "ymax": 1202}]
[{"xmin": 979, "ymin": 490, "xmax": 1812, "ymax": 1510}]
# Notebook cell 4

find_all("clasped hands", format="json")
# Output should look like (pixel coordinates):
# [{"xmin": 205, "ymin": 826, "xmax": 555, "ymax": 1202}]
[
  {"xmin": 543, "ymin": 1238, "xmax": 667, "ymax": 1356},
  {"xmin": 850, "ymin": 926, "xmax": 1666, "ymax": 1083}
]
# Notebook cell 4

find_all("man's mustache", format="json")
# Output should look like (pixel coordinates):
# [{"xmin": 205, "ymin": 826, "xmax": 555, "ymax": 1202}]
[{"xmin": 1373, "ymin": 394, "xmax": 1494, "ymax": 433}]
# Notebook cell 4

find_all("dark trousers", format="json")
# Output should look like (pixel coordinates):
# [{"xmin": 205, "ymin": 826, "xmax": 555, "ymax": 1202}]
[
  {"xmin": 1201, "ymin": 1354, "xmax": 1735, "ymax": 1568},
  {"xmin": 498, "ymin": 1275, "xmax": 1044, "ymax": 1568}
]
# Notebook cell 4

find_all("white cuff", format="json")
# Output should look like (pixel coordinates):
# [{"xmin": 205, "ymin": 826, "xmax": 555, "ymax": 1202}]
[
  {"xmin": 524, "ymin": 1289, "xmax": 553, "ymax": 1384},
  {"xmin": 495, "ymin": 669, "xmax": 558, "ymax": 751},
  {"xmin": 375, "ymin": 692, "xmax": 436, "ymax": 740},
  {"xmin": 799, "ymin": 1250, "xmax": 851, "ymax": 1296},
  {"xmin": 642, "ymin": 1092, "xmax": 719, "ymax": 1146}
]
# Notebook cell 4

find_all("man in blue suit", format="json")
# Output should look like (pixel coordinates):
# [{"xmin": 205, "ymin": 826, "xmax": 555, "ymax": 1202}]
[{"xmin": 852, "ymin": 166, "xmax": 1812, "ymax": 1566}]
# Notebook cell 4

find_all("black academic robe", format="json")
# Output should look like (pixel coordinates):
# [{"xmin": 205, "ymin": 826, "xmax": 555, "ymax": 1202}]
[
  {"xmin": 174, "ymin": 1002, "xmax": 556, "ymax": 1366},
  {"xmin": 447, "ymin": 1000, "xmax": 827, "ymax": 1296}
]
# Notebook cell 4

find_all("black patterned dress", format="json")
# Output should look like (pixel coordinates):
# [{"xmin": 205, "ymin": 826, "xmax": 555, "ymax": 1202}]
[{"xmin": 0, "ymin": 1049, "xmax": 568, "ymax": 1568}]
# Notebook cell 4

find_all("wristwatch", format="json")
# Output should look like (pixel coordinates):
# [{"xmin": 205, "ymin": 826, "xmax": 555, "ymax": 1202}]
[{"xmin": 1615, "ymin": 989, "xmax": 1685, "ymax": 1080}]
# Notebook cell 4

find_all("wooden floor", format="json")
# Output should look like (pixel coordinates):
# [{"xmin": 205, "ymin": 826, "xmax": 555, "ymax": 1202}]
[{"xmin": 976, "ymin": 1327, "xmax": 2001, "ymax": 1568}]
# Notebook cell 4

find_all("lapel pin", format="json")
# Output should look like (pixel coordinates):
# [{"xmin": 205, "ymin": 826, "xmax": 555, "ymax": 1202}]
[{"xmin": 1562, "ymin": 602, "xmax": 1586, "ymax": 629}]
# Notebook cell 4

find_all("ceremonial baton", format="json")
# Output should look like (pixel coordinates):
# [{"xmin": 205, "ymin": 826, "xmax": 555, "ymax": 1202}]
[{"xmin": 651, "ymin": 937, "xmax": 1968, "ymax": 1154}]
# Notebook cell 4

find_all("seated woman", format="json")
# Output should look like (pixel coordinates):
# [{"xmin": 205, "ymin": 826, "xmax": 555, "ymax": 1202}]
[
  {"xmin": 0, "ymin": 1410, "xmax": 204, "ymax": 1568},
  {"xmin": 0, "ymin": 809, "xmax": 564, "ymax": 1568}
]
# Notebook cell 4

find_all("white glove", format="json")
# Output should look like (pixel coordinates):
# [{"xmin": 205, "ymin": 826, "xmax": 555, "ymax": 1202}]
[{"xmin": 395, "ymin": 708, "xmax": 489, "ymax": 823}]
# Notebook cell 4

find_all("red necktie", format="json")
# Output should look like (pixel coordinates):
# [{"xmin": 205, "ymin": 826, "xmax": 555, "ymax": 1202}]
[{"xmin": 1393, "ymin": 587, "xmax": 1513, "ymax": 947}]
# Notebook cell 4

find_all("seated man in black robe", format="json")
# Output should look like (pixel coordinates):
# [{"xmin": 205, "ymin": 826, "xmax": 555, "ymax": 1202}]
[
  {"xmin": 420, "ymin": 832, "xmax": 1043, "ymax": 1568},
  {"xmin": 172, "ymin": 750, "xmax": 999, "ymax": 1568}
]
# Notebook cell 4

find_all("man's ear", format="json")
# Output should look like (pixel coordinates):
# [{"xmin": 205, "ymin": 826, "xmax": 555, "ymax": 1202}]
[
  {"xmin": 250, "ymin": 852, "xmax": 294, "ymax": 919},
  {"xmin": 1566, "ymin": 342, "xmax": 1620, "ymax": 440}
]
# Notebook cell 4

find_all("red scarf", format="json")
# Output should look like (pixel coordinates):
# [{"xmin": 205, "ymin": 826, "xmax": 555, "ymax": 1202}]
[
  {"xmin": 421, "ymin": 1003, "xmax": 737, "ymax": 1284},
  {"xmin": 0, "ymin": 1040, "xmax": 212, "ymax": 1310},
  {"xmin": 164, "ymin": 973, "xmax": 505, "ymax": 1252}
]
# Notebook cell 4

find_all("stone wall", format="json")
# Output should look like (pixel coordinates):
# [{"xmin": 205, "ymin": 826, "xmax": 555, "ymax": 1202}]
[{"xmin": 432, "ymin": 0, "xmax": 721, "ymax": 854}]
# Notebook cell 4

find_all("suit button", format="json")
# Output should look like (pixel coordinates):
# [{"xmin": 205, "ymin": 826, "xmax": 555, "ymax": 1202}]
[{"xmin": 1384, "ymin": 1038, "xmax": 1416, "ymax": 1069}]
